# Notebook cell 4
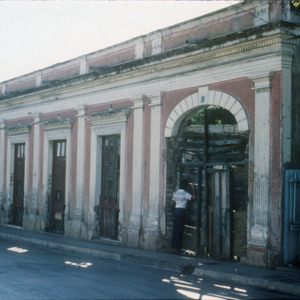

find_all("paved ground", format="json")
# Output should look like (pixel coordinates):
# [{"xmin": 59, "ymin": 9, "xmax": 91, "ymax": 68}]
[
  {"xmin": 2, "ymin": 238, "xmax": 298, "ymax": 300},
  {"xmin": 1, "ymin": 225, "xmax": 300, "ymax": 298}
]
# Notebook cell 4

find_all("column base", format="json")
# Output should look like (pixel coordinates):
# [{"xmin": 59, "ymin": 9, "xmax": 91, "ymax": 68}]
[
  {"xmin": 246, "ymin": 244, "xmax": 268, "ymax": 268},
  {"xmin": 245, "ymin": 225, "xmax": 269, "ymax": 268},
  {"xmin": 125, "ymin": 228, "xmax": 140, "ymax": 248},
  {"xmin": 64, "ymin": 218, "xmax": 88, "ymax": 240},
  {"xmin": 23, "ymin": 213, "xmax": 37, "ymax": 231},
  {"xmin": 140, "ymin": 229, "xmax": 158, "ymax": 251}
]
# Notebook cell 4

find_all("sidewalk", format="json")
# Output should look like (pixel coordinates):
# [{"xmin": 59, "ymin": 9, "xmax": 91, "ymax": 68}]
[{"xmin": 1, "ymin": 225, "xmax": 299, "ymax": 297}]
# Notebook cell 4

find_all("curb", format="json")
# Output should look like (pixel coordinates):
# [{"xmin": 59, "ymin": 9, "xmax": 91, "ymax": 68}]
[
  {"xmin": 192, "ymin": 267, "xmax": 300, "ymax": 297},
  {"xmin": 0, "ymin": 232, "xmax": 121, "ymax": 262},
  {"xmin": 1, "ymin": 231, "xmax": 300, "ymax": 297}
]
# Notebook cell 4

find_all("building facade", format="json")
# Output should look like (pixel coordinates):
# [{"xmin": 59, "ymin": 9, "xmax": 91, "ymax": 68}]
[{"xmin": 0, "ymin": 0, "xmax": 300, "ymax": 268}]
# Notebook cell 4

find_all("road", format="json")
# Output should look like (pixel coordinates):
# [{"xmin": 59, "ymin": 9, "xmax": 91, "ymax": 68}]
[{"xmin": 0, "ymin": 238, "xmax": 296, "ymax": 300}]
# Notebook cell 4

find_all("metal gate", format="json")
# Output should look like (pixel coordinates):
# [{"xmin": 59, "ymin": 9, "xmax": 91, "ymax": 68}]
[{"xmin": 284, "ymin": 170, "xmax": 300, "ymax": 264}]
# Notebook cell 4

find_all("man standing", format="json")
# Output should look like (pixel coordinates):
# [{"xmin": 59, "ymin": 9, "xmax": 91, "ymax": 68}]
[{"xmin": 171, "ymin": 179, "xmax": 196, "ymax": 254}]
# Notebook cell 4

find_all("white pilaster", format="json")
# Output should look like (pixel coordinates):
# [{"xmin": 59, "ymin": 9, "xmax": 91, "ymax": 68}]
[
  {"xmin": 129, "ymin": 96, "xmax": 145, "ymax": 245},
  {"xmin": 146, "ymin": 94, "xmax": 162, "ymax": 231},
  {"xmin": 0, "ymin": 120, "xmax": 5, "ymax": 208},
  {"xmin": 152, "ymin": 32, "xmax": 162, "ymax": 55},
  {"xmin": 75, "ymin": 106, "xmax": 86, "ymax": 219},
  {"xmin": 36, "ymin": 73, "xmax": 42, "ymax": 87},
  {"xmin": 80, "ymin": 58, "xmax": 87, "ymax": 75},
  {"xmin": 1, "ymin": 83, "xmax": 6, "ymax": 95},
  {"xmin": 250, "ymin": 73, "xmax": 273, "ymax": 245},
  {"xmin": 31, "ymin": 113, "xmax": 41, "ymax": 213}
]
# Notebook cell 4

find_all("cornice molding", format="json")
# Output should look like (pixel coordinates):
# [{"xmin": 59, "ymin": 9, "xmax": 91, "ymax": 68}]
[
  {"xmin": 5, "ymin": 124, "xmax": 32, "ymax": 135},
  {"xmin": 0, "ymin": 33, "xmax": 297, "ymax": 111},
  {"xmin": 41, "ymin": 117, "xmax": 75, "ymax": 131},
  {"xmin": 150, "ymin": 35, "xmax": 298, "ymax": 74},
  {"xmin": 87, "ymin": 108, "xmax": 131, "ymax": 126}
]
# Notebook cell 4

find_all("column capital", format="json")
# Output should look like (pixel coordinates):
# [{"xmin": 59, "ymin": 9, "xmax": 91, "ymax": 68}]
[
  {"xmin": 250, "ymin": 72, "xmax": 274, "ymax": 91},
  {"xmin": 0, "ymin": 120, "xmax": 6, "ymax": 129},
  {"xmin": 147, "ymin": 93, "xmax": 162, "ymax": 107},
  {"xmin": 76, "ymin": 105, "xmax": 87, "ymax": 117},
  {"xmin": 33, "ymin": 113, "xmax": 42, "ymax": 124},
  {"xmin": 0, "ymin": 83, "xmax": 6, "ymax": 95},
  {"xmin": 131, "ymin": 95, "xmax": 146, "ymax": 109}
]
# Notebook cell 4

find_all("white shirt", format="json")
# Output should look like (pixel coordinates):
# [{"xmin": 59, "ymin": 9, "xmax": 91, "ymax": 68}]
[{"xmin": 172, "ymin": 189, "xmax": 192, "ymax": 209}]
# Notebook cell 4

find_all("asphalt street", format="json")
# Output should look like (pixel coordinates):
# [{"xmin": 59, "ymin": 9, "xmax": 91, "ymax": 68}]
[{"xmin": 0, "ymin": 238, "xmax": 297, "ymax": 300}]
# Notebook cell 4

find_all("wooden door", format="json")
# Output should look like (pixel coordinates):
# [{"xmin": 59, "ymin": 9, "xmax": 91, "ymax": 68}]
[
  {"xmin": 100, "ymin": 135, "xmax": 120, "ymax": 240},
  {"xmin": 50, "ymin": 140, "xmax": 66, "ymax": 234},
  {"xmin": 207, "ymin": 167, "xmax": 230, "ymax": 259},
  {"xmin": 11, "ymin": 144, "xmax": 25, "ymax": 226}
]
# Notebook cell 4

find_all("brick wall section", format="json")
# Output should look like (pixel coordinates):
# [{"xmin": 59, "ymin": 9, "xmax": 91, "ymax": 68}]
[
  {"xmin": 5, "ymin": 117, "xmax": 34, "ymax": 127},
  {"xmin": 144, "ymin": 41, "xmax": 152, "ymax": 57},
  {"xmin": 162, "ymin": 10, "xmax": 254, "ymax": 52},
  {"xmin": 86, "ymin": 46, "xmax": 135, "ymax": 69},
  {"xmin": 269, "ymin": 71, "xmax": 283, "ymax": 256},
  {"xmin": 6, "ymin": 76, "xmax": 36, "ymax": 92},
  {"xmin": 41, "ymin": 63, "xmax": 80, "ymax": 81},
  {"xmin": 40, "ymin": 109, "xmax": 77, "ymax": 122}
]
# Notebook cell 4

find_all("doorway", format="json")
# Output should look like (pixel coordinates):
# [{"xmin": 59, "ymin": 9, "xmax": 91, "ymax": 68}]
[
  {"xmin": 49, "ymin": 140, "xmax": 66, "ymax": 234},
  {"xmin": 11, "ymin": 143, "xmax": 25, "ymax": 226},
  {"xmin": 169, "ymin": 105, "xmax": 249, "ymax": 260},
  {"xmin": 100, "ymin": 135, "xmax": 120, "ymax": 240}
]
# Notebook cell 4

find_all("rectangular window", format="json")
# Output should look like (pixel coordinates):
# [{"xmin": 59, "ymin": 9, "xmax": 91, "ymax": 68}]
[
  {"xmin": 17, "ymin": 144, "xmax": 25, "ymax": 158},
  {"xmin": 56, "ymin": 141, "xmax": 66, "ymax": 157}
]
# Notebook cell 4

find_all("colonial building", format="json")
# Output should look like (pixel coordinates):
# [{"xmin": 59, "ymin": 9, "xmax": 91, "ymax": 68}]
[{"xmin": 0, "ymin": 0, "xmax": 299, "ymax": 268}]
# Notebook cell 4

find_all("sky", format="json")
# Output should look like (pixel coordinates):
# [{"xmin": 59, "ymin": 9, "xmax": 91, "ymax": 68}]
[{"xmin": 0, "ymin": 1, "xmax": 241, "ymax": 83}]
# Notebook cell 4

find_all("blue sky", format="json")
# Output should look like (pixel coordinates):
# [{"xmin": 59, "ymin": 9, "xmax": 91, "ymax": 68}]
[{"xmin": 0, "ymin": 1, "xmax": 239, "ymax": 83}]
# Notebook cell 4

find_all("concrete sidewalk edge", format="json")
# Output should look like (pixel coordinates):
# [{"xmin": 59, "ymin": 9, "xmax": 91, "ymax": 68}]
[
  {"xmin": 192, "ymin": 268, "xmax": 300, "ymax": 296},
  {"xmin": 1, "ymin": 231, "xmax": 300, "ymax": 297}
]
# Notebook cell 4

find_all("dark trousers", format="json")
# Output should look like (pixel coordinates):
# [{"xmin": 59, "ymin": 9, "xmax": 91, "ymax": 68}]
[{"xmin": 171, "ymin": 208, "xmax": 185, "ymax": 251}]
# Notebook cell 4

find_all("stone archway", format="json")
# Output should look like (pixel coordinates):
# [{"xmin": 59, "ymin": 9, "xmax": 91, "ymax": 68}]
[
  {"xmin": 165, "ymin": 86, "xmax": 249, "ymax": 138},
  {"xmin": 164, "ymin": 87, "xmax": 250, "ymax": 260}
]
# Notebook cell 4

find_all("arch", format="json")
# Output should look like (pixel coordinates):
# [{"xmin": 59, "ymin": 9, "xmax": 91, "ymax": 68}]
[{"xmin": 164, "ymin": 86, "xmax": 250, "ymax": 137}]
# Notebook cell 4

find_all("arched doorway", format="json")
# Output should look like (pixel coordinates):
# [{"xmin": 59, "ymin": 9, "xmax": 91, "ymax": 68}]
[{"xmin": 165, "ymin": 89, "xmax": 249, "ymax": 260}]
